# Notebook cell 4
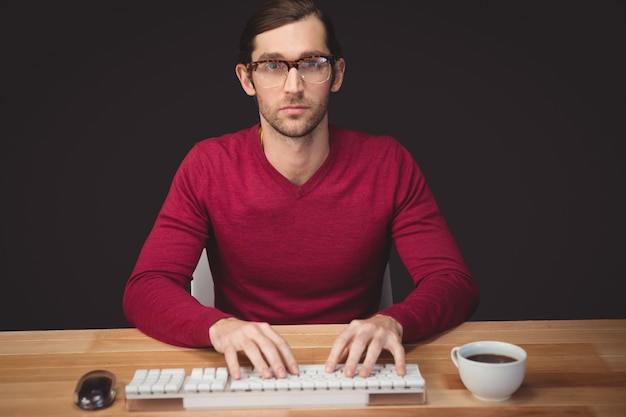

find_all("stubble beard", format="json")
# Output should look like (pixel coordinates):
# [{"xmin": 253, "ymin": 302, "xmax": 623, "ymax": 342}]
[{"xmin": 257, "ymin": 95, "xmax": 329, "ymax": 141}]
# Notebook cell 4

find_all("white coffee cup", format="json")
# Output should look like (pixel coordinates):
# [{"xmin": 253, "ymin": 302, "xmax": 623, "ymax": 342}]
[{"xmin": 450, "ymin": 340, "xmax": 527, "ymax": 401}]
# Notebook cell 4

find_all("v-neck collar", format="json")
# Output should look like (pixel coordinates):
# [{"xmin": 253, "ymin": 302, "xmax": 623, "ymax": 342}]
[{"xmin": 252, "ymin": 124, "xmax": 339, "ymax": 199}]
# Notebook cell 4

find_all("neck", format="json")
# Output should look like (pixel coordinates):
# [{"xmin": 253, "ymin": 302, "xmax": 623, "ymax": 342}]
[{"xmin": 259, "ymin": 124, "xmax": 330, "ymax": 186}]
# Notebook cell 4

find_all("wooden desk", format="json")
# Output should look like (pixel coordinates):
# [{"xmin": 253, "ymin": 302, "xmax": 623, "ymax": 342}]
[{"xmin": 1, "ymin": 319, "xmax": 625, "ymax": 416}]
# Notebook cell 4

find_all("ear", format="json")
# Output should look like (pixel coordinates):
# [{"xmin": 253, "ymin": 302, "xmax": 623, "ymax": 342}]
[
  {"xmin": 235, "ymin": 63, "xmax": 256, "ymax": 96},
  {"xmin": 330, "ymin": 58, "xmax": 346, "ymax": 93}
]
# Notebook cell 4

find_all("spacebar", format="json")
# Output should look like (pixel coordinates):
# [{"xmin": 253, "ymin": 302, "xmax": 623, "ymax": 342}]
[{"xmin": 183, "ymin": 390, "xmax": 370, "ymax": 410}]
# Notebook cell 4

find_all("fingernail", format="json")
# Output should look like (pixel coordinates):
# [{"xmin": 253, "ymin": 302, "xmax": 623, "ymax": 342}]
[
  {"xmin": 262, "ymin": 367, "xmax": 272, "ymax": 379},
  {"xmin": 290, "ymin": 363, "xmax": 299, "ymax": 375}
]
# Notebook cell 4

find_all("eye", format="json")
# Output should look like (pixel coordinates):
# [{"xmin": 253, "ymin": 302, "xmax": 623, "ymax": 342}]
[
  {"xmin": 260, "ymin": 61, "xmax": 285, "ymax": 72},
  {"xmin": 300, "ymin": 57, "xmax": 326, "ymax": 70}
]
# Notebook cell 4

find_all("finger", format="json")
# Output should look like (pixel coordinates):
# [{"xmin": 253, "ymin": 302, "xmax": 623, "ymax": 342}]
[
  {"xmin": 223, "ymin": 346, "xmax": 242, "ymax": 380},
  {"xmin": 239, "ymin": 337, "xmax": 272, "ymax": 379},
  {"xmin": 388, "ymin": 342, "xmax": 407, "ymax": 376},
  {"xmin": 255, "ymin": 324, "xmax": 298, "ymax": 378},
  {"xmin": 358, "ymin": 339, "xmax": 383, "ymax": 378},
  {"xmin": 342, "ymin": 337, "xmax": 368, "ymax": 378},
  {"xmin": 325, "ymin": 329, "xmax": 353, "ymax": 373},
  {"xmin": 268, "ymin": 333, "xmax": 299, "ymax": 376}
]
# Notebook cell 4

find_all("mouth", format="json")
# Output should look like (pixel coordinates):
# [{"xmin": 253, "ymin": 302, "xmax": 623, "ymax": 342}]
[{"xmin": 280, "ymin": 105, "xmax": 308, "ymax": 116}]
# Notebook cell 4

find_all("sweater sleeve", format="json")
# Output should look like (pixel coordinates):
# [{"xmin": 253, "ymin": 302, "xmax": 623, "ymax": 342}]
[
  {"xmin": 379, "ymin": 143, "xmax": 479, "ymax": 342},
  {"xmin": 122, "ymin": 145, "xmax": 232, "ymax": 347}
]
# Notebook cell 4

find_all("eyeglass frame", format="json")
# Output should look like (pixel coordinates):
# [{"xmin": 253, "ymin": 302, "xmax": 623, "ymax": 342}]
[{"xmin": 246, "ymin": 55, "xmax": 335, "ymax": 88}]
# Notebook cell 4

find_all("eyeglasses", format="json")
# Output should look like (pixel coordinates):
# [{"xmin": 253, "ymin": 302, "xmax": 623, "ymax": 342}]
[{"xmin": 247, "ymin": 55, "xmax": 334, "ymax": 89}]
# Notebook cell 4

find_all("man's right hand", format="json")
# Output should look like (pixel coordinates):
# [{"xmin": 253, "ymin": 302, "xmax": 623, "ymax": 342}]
[{"xmin": 208, "ymin": 317, "xmax": 299, "ymax": 380}]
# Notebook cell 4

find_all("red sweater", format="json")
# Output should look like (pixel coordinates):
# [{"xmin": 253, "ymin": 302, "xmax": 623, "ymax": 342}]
[{"xmin": 123, "ymin": 124, "xmax": 479, "ymax": 347}]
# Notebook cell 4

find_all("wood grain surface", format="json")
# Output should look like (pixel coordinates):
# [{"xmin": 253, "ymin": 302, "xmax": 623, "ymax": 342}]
[{"xmin": 1, "ymin": 319, "xmax": 625, "ymax": 416}]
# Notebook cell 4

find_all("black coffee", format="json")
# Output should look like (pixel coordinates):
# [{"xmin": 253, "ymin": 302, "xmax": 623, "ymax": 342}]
[{"xmin": 467, "ymin": 353, "xmax": 517, "ymax": 363}]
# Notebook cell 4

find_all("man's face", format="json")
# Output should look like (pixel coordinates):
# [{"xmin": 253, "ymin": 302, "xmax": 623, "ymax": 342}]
[{"xmin": 237, "ymin": 16, "xmax": 344, "ymax": 139}]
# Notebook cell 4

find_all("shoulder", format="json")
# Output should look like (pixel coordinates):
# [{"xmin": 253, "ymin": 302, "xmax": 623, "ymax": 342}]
[
  {"xmin": 193, "ymin": 125, "xmax": 258, "ymax": 154},
  {"xmin": 331, "ymin": 125, "xmax": 399, "ymax": 146},
  {"xmin": 179, "ymin": 125, "xmax": 260, "ymax": 170},
  {"xmin": 330, "ymin": 125, "xmax": 413, "ymax": 164},
  {"xmin": 173, "ymin": 125, "xmax": 260, "ymax": 183}
]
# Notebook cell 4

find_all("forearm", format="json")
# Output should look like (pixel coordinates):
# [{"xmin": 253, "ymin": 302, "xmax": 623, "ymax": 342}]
[
  {"xmin": 382, "ymin": 270, "xmax": 479, "ymax": 342},
  {"xmin": 123, "ymin": 273, "xmax": 231, "ymax": 347}
]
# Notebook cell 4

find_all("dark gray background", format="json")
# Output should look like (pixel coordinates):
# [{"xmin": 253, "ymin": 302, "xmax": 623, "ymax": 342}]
[{"xmin": 1, "ymin": 1, "xmax": 624, "ymax": 330}]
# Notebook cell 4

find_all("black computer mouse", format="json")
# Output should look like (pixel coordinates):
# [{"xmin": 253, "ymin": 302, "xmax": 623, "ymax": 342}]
[{"xmin": 73, "ymin": 370, "xmax": 117, "ymax": 410}]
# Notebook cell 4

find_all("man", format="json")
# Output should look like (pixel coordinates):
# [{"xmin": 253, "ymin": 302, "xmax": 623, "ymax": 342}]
[{"xmin": 123, "ymin": 0, "xmax": 479, "ymax": 381}]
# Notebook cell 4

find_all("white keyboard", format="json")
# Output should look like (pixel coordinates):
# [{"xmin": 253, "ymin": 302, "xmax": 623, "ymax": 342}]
[{"xmin": 124, "ymin": 363, "xmax": 426, "ymax": 411}]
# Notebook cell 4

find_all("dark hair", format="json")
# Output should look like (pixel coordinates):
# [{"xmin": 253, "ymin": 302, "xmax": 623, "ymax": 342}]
[{"xmin": 237, "ymin": 0, "xmax": 343, "ymax": 65}]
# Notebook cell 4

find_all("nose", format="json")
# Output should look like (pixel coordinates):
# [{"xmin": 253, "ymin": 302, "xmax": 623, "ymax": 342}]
[{"xmin": 283, "ymin": 67, "xmax": 304, "ymax": 92}]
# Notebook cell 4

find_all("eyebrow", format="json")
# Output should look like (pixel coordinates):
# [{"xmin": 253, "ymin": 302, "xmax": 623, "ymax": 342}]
[{"xmin": 255, "ymin": 51, "xmax": 329, "ymax": 61}]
